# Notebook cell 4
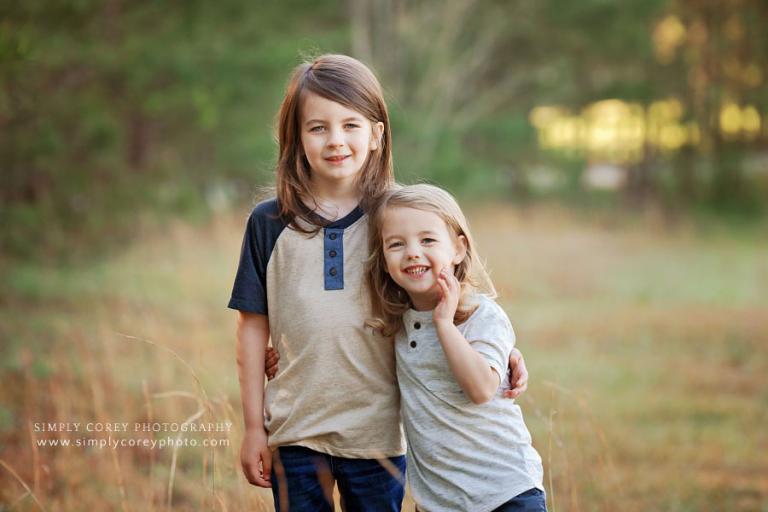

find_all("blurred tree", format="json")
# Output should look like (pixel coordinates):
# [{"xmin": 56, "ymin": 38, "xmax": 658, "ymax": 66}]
[
  {"xmin": 2, "ymin": 0, "xmax": 765, "ymax": 260},
  {"xmin": 350, "ymin": 0, "xmax": 767, "ymax": 209},
  {"xmin": 350, "ymin": 0, "xmax": 668, "ymax": 196},
  {"xmin": 0, "ymin": 0, "xmax": 346, "ymax": 260},
  {"xmin": 664, "ymin": 0, "xmax": 768, "ymax": 207}
]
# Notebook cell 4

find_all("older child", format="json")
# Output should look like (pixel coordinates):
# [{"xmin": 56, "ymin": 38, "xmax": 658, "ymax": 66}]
[{"xmin": 366, "ymin": 184, "xmax": 546, "ymax": 512}]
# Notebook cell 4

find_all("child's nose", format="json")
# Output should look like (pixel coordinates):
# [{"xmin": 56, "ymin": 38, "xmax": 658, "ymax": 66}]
[
  {"xmin": 326, "ymin": 127, "xmax": 345, "ymax": 147},
  {"xmin": 405, "ymin": 245, "xmax": 422, "ymax": 259}
]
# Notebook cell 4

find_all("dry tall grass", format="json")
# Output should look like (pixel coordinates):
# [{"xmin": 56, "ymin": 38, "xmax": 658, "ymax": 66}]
[{"xmin": 2, "ymin": 205, "xmax": 766, "ymax": 511}]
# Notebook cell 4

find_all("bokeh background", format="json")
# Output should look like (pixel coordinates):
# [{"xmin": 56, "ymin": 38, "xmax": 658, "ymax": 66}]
[{"xmin": 2, "ymin": 1, "xmax": 767, "ymax": 510}]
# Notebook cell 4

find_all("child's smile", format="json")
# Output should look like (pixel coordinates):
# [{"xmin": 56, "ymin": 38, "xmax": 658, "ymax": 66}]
[
  {"xmin": 403, "ymin": 265, "xmax": 430, "ymax": 279},
  {"xmin": 325, "ymin": 154, "xmax": 351, "ymax": 165},
  {"xmin": 381, "ymin": 206, "xmax": 467, "ymax": 311}
]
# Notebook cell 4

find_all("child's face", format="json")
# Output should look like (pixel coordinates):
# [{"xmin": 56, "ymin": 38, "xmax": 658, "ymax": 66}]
[
  {"xmin": 300, "ymin": 92, "xmax": 384, "ymax": 190},
  {"xmin": 381, "ymin": 206, "xmax": 467, "ymax": 311}
]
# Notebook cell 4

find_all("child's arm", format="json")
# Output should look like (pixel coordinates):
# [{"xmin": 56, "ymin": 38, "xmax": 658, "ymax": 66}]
[
  {"xmin": 236, "ymin": 311, "xmax": 272, "ymax": 487},
  {"xmin": 434, "ymin": 269, "xmax": 500, "ymax": 404},
  {"xmin": 262, "ymin": 338, "xmax": 528, "ymax": 397}
]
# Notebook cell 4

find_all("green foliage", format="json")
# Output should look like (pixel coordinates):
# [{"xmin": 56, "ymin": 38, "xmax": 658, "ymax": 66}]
[
  {"xmin": 1, "ymin": 0, "xmax": 347, "ymax": 261},
  {"xmin": 2, "ymin": 0, "xmax": 766, "ymax": 262}
]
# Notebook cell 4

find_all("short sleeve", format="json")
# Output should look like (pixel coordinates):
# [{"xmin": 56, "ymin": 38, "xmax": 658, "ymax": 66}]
[
  {"xmin": 227, "ymin": 199, "xmax": 286, "ymax": 314},
  {"xmin": 461, "ymin": 297, "xmax": 516, "ymax": 378}
]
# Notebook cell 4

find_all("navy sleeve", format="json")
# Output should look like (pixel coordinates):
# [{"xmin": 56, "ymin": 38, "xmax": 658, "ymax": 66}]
[{"xmin": 227, "ymin": 198, "xmax": 287, "ymax": 314}]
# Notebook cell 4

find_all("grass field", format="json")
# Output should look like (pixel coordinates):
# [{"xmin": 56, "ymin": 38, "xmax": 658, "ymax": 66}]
[{"xmin": 2, "ymin": 204, "xmax": 767, "ymax": 511}]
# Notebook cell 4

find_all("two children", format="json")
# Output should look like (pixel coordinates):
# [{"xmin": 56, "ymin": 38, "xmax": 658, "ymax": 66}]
[{"xmin": 229, "ymin": 54, "xmax": 540, "ymax": 511}]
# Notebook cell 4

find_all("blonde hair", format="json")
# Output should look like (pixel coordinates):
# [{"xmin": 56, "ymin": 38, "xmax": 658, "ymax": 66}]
[
  {"xmin": 366, "ymin": 184, "xmax": 496, "ymax": 337},
  {"xmin": 274, "ymin": 54, "xmax": 393, "ymax": 232}
]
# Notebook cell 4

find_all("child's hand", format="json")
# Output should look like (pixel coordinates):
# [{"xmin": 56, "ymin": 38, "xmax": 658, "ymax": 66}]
[
  {"xmin": 265, "ymin": 346, "xmax": 280, "ymax": 380},
  {"xmin": 503, "ymin": 347, "xmax": 529, "ymax": 399},
  {"xmin": 241, "ymin": 427, "xmax": 272, "ymax": 487},
  {"xmin": 433, "ymin": 267, "xmax": 460, "ymax": 326}
]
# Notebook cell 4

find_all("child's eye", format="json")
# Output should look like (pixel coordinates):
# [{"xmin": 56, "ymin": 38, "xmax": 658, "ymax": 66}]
[
  {"xmin": 344, "ymin": 123, "xmax": 360, "ymax": 129},
  {"xmin": 421, "ymin": 238, "xmax": 437, "ymax": 244},
  {"xmin": 386, "ymin": 241, "xmax": 404, "ymax": 249},
  {"xmin": 309, "ymin": 126, "xmax": 325, "ymax": 133}
]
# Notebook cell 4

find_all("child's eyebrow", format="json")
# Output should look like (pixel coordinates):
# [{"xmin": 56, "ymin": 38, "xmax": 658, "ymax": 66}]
[{"xmin": 304, "ymin": 116, "xmax": 365, "ymax": 126}]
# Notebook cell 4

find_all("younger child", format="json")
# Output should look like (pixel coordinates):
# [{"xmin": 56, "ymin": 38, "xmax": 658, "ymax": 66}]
[{"xmin": 366, "ymin": 184, "xmax": 546, "ymax": 512}]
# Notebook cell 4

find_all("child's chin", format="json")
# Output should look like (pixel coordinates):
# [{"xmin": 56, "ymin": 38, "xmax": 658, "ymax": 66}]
[
  {"xmin": 404, "ymin": 277, "xmax": 431, "ymax": 288},
  {"xmin": 405, "ymin": 283, "xmax": 438, "ymax": 298}
]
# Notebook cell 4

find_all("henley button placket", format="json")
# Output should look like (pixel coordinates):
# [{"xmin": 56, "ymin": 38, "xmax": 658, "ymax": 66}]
[{"xmin": 323, "ymin": 228, "xmax": 344, "ymax": 290}]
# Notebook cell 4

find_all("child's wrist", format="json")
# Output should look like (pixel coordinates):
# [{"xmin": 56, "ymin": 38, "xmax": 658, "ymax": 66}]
[{"xmin": 244, "ymin": 421, "xmax": 266, "ymax": 432}]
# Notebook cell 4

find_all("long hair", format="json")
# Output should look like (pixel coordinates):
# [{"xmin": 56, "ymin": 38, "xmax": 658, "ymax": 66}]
[
  {"xmin": 366, "ymin": 184, "xmax": 497, "ymax": 337},
  {"xmin": 275, "ymin": 54, "xmax": 394, "ymax": 232}
]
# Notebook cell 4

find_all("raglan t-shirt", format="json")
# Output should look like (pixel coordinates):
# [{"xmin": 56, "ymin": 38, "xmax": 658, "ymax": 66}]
[
  {"xmin": 228, "ymin": 198, "xmax": 405, "ymax": 458},
  {"xmin": 396, "ymin": 295, "xmax": 544, "ymax": 511}
]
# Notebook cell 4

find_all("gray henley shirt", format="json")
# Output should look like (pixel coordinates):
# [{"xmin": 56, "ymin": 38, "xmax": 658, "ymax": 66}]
[{"xmin": 396, "ymin": 295, "xmax": 544, "ymax": 511}]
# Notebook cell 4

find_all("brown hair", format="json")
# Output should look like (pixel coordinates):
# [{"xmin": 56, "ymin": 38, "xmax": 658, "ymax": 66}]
[
  {"xmin": 274, "ymin": 54, "xmax": 394, "ymax": 232},
  {"xmin": 366, "ymin": 184, "xmax": 497, "ymax": 337}
]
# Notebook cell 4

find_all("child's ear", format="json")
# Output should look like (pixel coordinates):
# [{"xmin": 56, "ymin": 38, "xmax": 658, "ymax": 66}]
[
  {"xmin": 452, "ymin": 235, "xmax": 468, "ymax": 265},
  {"xmin": 370, "ymin": 122, "xmax": 385, "ymax": 151}
]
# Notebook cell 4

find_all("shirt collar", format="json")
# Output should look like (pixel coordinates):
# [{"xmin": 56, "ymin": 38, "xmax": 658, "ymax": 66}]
[
  {"xmin": 402, "ymin": 308, "xmax": 434, "ymax": 332},
  {"xmin": 309, "ymin": 205, "xmax": 364, "ymax": 230}
]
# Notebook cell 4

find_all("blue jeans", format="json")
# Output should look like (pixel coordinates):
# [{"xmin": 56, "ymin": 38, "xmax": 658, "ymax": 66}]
[
  {"xmin": 492, "ymin": 488, "xmax": 547, "ymax": 512},
  {"xmin": 271, "ymin": 445, "xmax": 406, "ymax": 512}
]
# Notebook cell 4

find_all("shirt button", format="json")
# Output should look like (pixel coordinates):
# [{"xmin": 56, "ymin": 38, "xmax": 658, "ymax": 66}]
[
  {"xmin": 329, "ymin": 267, "xmax": 337, "ymax": 277},
  {"xmin": 410, "ymin": 340, "xmax": 417, "ymax": 348},
  {"xmin": 329, "ymin": 249, "xmax": 337, "ymax": 258},
  {"xmin": 329, "ymin": 233, "xmax": 337, "ymax": 240},
  {"xmin": 414, "ymin": 322, "xmax": 421, "ymax": 329}
]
